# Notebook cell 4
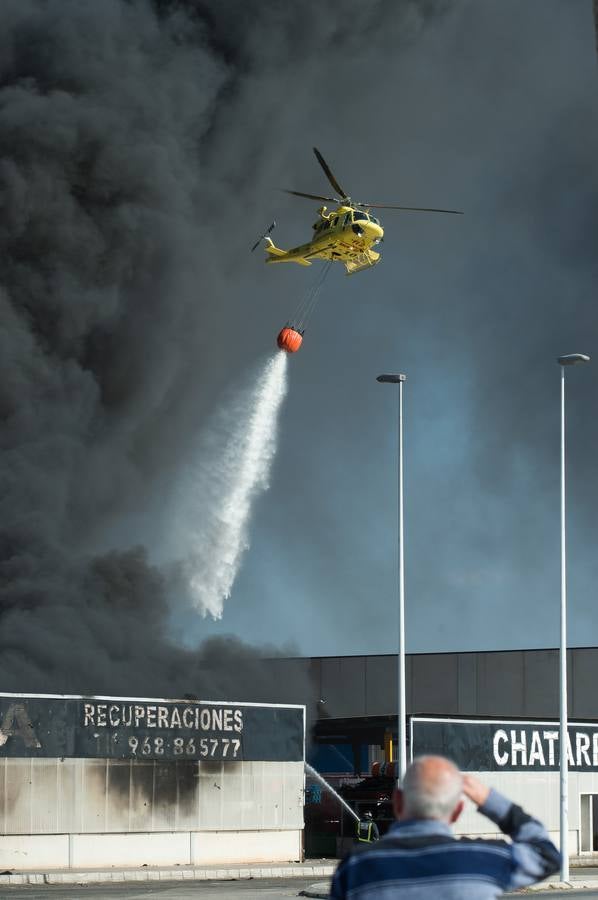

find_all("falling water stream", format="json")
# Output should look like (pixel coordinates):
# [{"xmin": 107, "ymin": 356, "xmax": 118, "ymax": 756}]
[
  {"xmin": 305, "ymin": 762, "xmax": 360, "ymax": 823},
  {"xmin": 181, "ymin": 351, "xmax": 289, "ymax": 618}
]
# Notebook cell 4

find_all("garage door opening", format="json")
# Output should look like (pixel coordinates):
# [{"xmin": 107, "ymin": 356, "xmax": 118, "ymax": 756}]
[{"xmin": 580, "ymin": 794, "xmax": 598, "ymax": 852}]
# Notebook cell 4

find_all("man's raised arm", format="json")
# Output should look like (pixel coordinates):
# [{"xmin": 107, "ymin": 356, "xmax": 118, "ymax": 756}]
[{"xmin": 463, "ymin": 774, "xmax": 561, "ymax": 890}]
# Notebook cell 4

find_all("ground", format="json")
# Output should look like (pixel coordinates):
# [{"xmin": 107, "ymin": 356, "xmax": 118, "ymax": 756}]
[
  {"xmin": 2, "ymin": 877, "xmax": 598, "ymax": 899},
  {"xmin": 0, "ymin": 876, "xmax": 316, "ymax": 899}
]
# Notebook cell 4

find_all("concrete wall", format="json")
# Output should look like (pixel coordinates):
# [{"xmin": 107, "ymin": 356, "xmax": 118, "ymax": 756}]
[
  {"xmin": 0, "ymin": 758, "xmax": 304, "ymax": 869},
  {"xmin": 0, "ymin": 829, "xmax": 302, "ymax": 869},
  {"xmin": 0, "ymin": 758, "xmax": 303, "ymax": 834}
]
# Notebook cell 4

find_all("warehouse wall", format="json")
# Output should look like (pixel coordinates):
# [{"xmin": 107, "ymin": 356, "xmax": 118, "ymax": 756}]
[
  {"xmin": 276, "ymin": 648, "xmax": 598, "ymax": 721},
  {"xmin": 454, "ymin": 769, "xmax": 598, "ymax": 857},
  {"xmin": 0, "ymin": 829, "xmax": 302, "ymax": 869},
  {"xmin": 0, "ymin": 757, "xmax": 303, "ymax": 868}
]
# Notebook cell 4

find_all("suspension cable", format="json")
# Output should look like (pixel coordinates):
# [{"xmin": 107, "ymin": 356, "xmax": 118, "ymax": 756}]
[{"xmin": 288, "ymin": 261, "xmax": 333, "ymax": 332}]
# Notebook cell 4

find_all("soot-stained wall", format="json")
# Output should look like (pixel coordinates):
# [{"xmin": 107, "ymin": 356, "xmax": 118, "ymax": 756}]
[
  {"xmin": 0, "ymin": 693, "xmax": 305, "ymax": 868},
  {"xmin": 0, "ymin": 757, "xmax": 303, "ymax": 834}
]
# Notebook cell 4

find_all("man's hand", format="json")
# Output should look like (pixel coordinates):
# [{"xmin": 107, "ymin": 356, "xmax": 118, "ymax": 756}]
[{"xmin": 462, "ymin": 774, "xmax": 491, "ymax": 808}]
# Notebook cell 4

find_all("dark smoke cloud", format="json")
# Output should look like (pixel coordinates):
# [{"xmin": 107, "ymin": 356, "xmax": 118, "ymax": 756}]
[{"xmin": 0, "ymin": 0, "xmax": 446, "ymax": 696}]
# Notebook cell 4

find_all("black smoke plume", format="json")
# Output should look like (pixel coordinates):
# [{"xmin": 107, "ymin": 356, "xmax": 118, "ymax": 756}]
[{"xmin": 0, "ymin": 0, "xmax": 446, "ymax": 697}]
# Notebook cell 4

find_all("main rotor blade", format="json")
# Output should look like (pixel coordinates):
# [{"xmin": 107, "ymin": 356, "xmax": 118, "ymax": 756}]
[
  {"xmin": 283, "ymin": 189, "xmax": 340, "ymax": 203},
  {"xmin": 313, "ymin": 147, "xmax": 349, "ymax": 200},
  {"xmin": 359, "ymin": 201, "xmax": 464, "ymax": 214}
]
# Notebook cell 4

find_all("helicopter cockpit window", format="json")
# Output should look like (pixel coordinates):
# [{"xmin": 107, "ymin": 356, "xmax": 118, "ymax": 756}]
[
  {"xmin": 353, "ymin": 212, "xmax": 368, "ymax": 222},
  {"xmin": 343, "ymin": 214, "xmax": 351, "ymax": 225},
  {"xmin": 371, "ymin": 216, "xmax": 380, "ymax": 225}
]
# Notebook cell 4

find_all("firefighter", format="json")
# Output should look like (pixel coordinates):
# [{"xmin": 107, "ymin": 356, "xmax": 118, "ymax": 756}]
[{"xmin": 356, "ymin": 811, "xmax": 380, "ymax": 843}]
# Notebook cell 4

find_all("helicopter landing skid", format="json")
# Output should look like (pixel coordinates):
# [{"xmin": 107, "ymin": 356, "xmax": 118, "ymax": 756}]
[{"xmin": 344, "ymin": 249, "xmax": 380, "ymax": 275}]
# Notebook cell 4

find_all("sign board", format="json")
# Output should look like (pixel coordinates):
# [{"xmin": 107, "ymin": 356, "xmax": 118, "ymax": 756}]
[
  {"xmin": 411, "ymin": 717, "xmax": 598, "ymax": 772},
  {"xmin": 0, "ymin": 693, "xmax": 304, "ymax": 762}
]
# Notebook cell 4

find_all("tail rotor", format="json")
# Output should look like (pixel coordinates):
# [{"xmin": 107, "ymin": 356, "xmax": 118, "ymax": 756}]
[{"xmin": 251, "ymin": 221, "xmax": 276, "ymax": 252}]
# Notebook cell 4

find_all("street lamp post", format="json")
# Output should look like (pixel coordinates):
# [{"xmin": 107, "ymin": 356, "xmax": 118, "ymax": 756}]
[
  {"xmin": 377, "ymin": 372, "xmax": 407, "ymax": 783},
  {"xmin": 557, "ymin": 353, "xmax": 590, "ymax": 882}
]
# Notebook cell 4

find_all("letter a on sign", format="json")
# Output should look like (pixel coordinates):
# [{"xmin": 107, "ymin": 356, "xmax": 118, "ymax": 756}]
[{"xmin": 0, "ymin": 704, "xmax": 42, "ymax": 749}]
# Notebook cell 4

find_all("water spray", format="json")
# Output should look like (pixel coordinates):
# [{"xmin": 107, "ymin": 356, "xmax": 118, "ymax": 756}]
[
  {"xmin": 180, "ymin": 351, "xmax": 289, "ymax": 618},
  {"xmin": 305, "ymin": 762, "xmax": 360, "ymax": 823}
]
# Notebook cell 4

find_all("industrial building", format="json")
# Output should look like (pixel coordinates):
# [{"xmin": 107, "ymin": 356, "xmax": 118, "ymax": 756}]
[
  {"xmin": 276, "ymin": 647, "xmax": 598, "ymax": 861},
  {"xmin": 3, "ymin": 647, "xmax": 598, "ymax": 870},
  {"xmin": 0, "ymin": 693, "xmax": 305, "ymax": 870},
  {"xmin": 412, "ymin": 716, "xmax": 598, "ymax": 855}
]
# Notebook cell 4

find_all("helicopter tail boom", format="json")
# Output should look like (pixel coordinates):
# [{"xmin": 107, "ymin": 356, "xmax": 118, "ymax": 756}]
[{"xmin": 264, "ymin": 237, "xmax": 312, "ymax": 266}]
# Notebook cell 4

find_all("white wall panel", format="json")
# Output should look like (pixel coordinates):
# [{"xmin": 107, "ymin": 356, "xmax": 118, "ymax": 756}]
[
  {"xmin": 105, "ymin": 760, "xmax": 132, "ymax": 832},
  {"xmin": 70, "ymin": 831, "xmax": 190, "ymax": 867},
  {"xmin": 0, "ymin": 834, "xmax": 68, "ymax": 869},
  {"xmin": 3, "ymin": 759, "xmax": 33, "ymax": 834},
  {"xmin": 454, "ymin": 769, "xmax": 598, "ymax": 854},
  {"xmin": 80, "ymin": 759, "xmax": 107, "ymax": 833},
  {"xmin": 191, "ymin": 829, "xmax": 301, "ymax": 864},
  {"xmin": 0, "ymin": 757, "xmax": 304, "ymax": 836},
  {"xmin": 29, "ymin": 760, "xmax": 59, "ymax": 833},
  {"xmin": 0, "ymin": 828, "xmax": 303, "ymax": 869}
]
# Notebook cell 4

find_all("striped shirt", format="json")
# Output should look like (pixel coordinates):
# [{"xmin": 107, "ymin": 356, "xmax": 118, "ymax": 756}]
[{"xmin": 330, "ymin": 789, "xmax": 560, "ymax": 900}]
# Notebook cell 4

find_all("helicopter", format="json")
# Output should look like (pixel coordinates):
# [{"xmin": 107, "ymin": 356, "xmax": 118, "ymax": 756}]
[{"xmin": 253, "ymin": 147, "xmax": 463, "ymax": 275}]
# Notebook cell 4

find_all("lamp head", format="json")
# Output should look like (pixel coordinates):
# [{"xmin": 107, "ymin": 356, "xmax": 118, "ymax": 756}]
[
  {"xmin": 377, "ymin": 373, "xmax": 407, "ymax": 383},
  {"xmin": 557, "ymin": 354, "xmax": 590, "ymax": 366}
]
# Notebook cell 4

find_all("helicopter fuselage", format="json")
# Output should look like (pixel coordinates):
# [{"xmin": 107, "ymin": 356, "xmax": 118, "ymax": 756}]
[{"xmin": 265, "ymin": 205, "xmax": 384, "ymax": 275}]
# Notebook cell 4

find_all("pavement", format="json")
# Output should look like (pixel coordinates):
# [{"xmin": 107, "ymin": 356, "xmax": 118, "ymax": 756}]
[
  {"xmin": 300, "ymin": 872, "xmax": 598, "ymax": 898},
  {"xmin": 1, "ymin": 861, "xmax": 597, "ymax": 894},
  {"xmin": 0, "ymin": 860, "xmax": 337, "ymax": 887}
]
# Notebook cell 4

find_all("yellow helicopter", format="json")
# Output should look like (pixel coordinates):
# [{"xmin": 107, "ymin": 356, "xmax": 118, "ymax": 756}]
[{"xmin": 252, "ymin": 148, "xmax": 463, "ymax": 275}]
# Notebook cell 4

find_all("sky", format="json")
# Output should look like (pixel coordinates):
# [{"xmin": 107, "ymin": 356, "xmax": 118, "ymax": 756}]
[
  {"xmin": 1, "ymin": 0, "xmax": 598, "ymax": 699},
  {"xmin": 189, "ymin": 0, "xmax": 598, "ymax": 657}
]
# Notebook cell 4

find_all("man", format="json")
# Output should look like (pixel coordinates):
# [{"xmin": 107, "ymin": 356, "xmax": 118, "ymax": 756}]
[{"xmin": 331, "ymin": 755, "xmax": 560, "ymax": 899}]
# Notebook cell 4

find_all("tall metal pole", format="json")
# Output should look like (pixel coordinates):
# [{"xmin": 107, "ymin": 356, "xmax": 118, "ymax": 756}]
[
  {"xmin": 559, "ymin": 364, "xmax": 569, "ymax": 883},
  {"xmin": 556, "ymin": 352, "xmax": 590, "ymax": 882},
  {"xmin": 397, "ymin": 377, "xmax": 407, "ymax": 783},
  {"xmin": 377, "ymin": 372, "xmax": 408, "ymax": 784}
]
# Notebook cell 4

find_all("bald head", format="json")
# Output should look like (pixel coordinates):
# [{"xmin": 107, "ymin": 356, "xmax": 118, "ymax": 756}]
[{"xmin": 396, "ymin": 756, "xmax": 464, "ymax": 823}]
